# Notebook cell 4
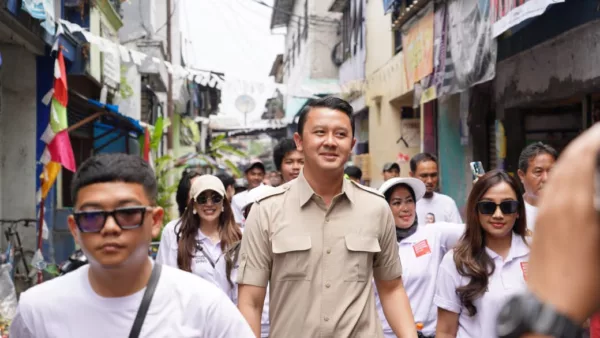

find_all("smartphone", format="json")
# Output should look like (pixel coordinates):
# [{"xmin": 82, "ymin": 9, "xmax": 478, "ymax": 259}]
[{"xmin": 470, "ymin": 161, "xmax": 485, "ymax": 179}]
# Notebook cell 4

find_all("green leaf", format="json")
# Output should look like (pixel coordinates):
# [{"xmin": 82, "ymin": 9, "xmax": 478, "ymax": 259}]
[
  {"xmin": 44, "ymin": 264, "xmax": 59, "ymax": 276},
  {"xmin": 212, "ymin": 134, "xmax": 226, "ymax": 144},
  {"xmin": 217, "ymin": 144, "xmax": 247, "ymax": 157},
  {"xmin": 151, "ymin": 117, "xmax": 164, "ymax": 151},
  {"xmin": 224, "ymin": 159, "xmax": 243, "ymax": 178}
]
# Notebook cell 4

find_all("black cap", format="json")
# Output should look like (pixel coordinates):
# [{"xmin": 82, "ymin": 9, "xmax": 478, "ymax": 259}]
[
  {"xmin": 344, "ymin": 165, "xmax": 363, "ymax": 180},
  {"xmin": 244, "ymin": 159, "xmax": 265, "ymax": 173},
  {"xmin": 383, "ymin": 162, "xmax": 400, "ymax": 172}
]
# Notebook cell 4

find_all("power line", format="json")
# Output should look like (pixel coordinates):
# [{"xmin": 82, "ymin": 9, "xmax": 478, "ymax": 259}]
[
  {"xmin": 237, "ymin": 0, "xmax": 338, "ymax": 34},
  {"xmin": 248, "ymin": 0, "xmax": 340, "ymax": 25}
]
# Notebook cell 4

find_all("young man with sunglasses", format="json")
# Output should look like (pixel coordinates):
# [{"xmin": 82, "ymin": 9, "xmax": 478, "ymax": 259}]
[{"xmin": 10, "ymin": 153, "xmax": 253, "ymax": 338}]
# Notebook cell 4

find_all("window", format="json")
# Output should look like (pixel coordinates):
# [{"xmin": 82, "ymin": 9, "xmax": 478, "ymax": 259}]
[
  {"xmin": 297, "ymin": 20, "xmax": 302, "ymax": 55},
  {"xmin": 341, "ymin": 4, "xmax": 351, "ymax": 61},
  {"xmin": 392, "ymin": 2, "xmax": 403, "ymax": 55},
  {"xmin": 341, "ymin": 0, "xmax": 364, "ymax": 62},
  {"xmin": 291, "ymin": 37, "xmax": 296, "ymax": 66},
  {"xmin": 303, "ymin": 0, "xmax": 308, "ymax": 39}
]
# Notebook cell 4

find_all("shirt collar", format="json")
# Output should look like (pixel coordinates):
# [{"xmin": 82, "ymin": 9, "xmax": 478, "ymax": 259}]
[
  {"xmin": 485, "ymin": 232, "xmax": 529, "ymax": 260},
  {"xmin": 297, "ymin": 170, "xmax": 355, "ymax": 208}
]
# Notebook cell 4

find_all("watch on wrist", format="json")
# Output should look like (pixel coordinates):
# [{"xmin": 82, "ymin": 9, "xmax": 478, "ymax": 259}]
[{"xmin": 497, "ymin": 292, "xmax": 583, "ymax": 338}]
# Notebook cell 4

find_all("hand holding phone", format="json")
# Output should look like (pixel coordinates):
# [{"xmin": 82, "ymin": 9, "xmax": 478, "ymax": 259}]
[{"xmin": 470, "ymin": 161, "xmax": 485, "ymax": 183}]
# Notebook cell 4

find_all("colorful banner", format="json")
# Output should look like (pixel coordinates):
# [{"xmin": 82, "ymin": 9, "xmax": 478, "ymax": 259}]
[
  {"xmin": 402, "ymin": 3, "xmax": 435, "ymax": 85},
  {"xmin": 39, "ymin": 50, "xmax": 76, "ymax": 199},
  {"xmin": 490, "ymin": 0, "xmax": 564, "ymax": 38}
]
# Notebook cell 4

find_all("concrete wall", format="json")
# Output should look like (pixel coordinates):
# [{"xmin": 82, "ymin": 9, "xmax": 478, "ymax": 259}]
[
  {"xmin": 437, "ymin": 94, "xmax": 473, "ymax": 218},
  {"xmin": 283, "ymin": 0, "xmax": 340, "ymax": 117},
  {"xmin": 365, "ymin": 0, "xmax": 415, "ymax": 187},
  {"xmin": 118, "ymin": 0, "xmax": 156, "ymax": 43},
  {"xmin": 0, "ymin": 44, "xmax": 37, "ymax": 250},
  {"xmin": 495, "ymin": 19, "xmax": 600, "ymax": 113}
]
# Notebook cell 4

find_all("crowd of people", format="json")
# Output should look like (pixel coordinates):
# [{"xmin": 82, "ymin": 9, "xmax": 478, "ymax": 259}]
[{"xmin": 7, "ymin": 96, "xmax": 600, "ymax": 338}]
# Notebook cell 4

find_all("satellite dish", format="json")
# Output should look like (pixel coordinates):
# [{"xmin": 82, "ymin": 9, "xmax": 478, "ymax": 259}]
[{"xmin": 235, "ymin": 94, "xmax": 256, "ymax": 126}]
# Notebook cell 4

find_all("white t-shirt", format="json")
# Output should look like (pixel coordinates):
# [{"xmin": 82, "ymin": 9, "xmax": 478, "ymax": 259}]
[
  {"xmin": 10, "ymin": 262, "xmax": 254, "ymax": 338},
  {"xmin": 434, "ymin": 233, "xmax": 530, "ymax": 338},
  {"xmin": 231, "ymin": 191, "xmax": 248, "ymax": 224},
  {"xmin": 416, "ymin": 192, "xmax": 463, "ymax": 225},
  {"xmin": 375, "ymin": 223, "xmax": 465, "ymax": 337},
  {"xmin": 232, "ymin": 185, "xmax": 265, "ymax": 224},
  {"xmin": 156, "ymin": 219, "xmax": 239, "ymax": 303},
  {"xmin": 524, "ymin": 201, "xmax": 538, "ymax": 232}
]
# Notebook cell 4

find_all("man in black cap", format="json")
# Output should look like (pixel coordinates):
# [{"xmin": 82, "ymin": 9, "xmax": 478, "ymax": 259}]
[
  {"xmin": 382, "ymin": 162, "xmax": 400, "ymax": 182},
  {"xmin": 231, "ymin": 159, "xmax": 266, "ymax": 225},
  {"xmin": 344, "ymin": 165, "xmax": 363, "ymax": 183}
]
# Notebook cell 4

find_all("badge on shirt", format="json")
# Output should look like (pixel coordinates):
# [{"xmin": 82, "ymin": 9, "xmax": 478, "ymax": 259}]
[
  {"xmin": 194, "ymin": 255, "xmax": 208, "ymax": 264},
  {"xmin": 520, "ymin": 262, "xmax": 528, "ymax": 281},
  {"xmin": 413, "ymin": 240, "xmax": 432, "ymax": 257}
]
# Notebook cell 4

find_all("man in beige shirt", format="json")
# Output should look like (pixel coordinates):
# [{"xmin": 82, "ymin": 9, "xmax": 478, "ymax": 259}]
[{"xmin": 237, "ymin": 97, "xmax": 416, "ymax": 338}]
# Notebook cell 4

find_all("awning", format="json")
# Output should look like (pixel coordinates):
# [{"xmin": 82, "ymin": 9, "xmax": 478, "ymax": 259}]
[{"xmin": 68, "ymin": 90, "xmax": 145, "ymax": 153}]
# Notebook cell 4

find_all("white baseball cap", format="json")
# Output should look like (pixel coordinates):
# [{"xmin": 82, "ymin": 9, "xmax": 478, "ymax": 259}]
[
  {"xmin": 190, "ymin": 175, "xmax": 226, "ymax": 200},
  {"xmin": 378, "ymin": 177, "xmax": 426, "ymax": 201}
]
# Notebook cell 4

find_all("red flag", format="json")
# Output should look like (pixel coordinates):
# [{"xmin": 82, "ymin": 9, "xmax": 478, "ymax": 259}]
[
  {"xmin": 48, "ymin": 130, "xmax": 76, "ymax": 172},
  {"xmin": 143, "ymin": 127, "xmax": 151, "ymax": 163},
  {"xmin": 53, "ymin": 50, "xmax": 68, "ymax": 107}
]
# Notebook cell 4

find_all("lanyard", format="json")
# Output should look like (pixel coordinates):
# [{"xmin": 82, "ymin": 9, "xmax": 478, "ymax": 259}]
[{"xmin": 196, "ymin": 241, "xmax": 217, "ymax": 268}]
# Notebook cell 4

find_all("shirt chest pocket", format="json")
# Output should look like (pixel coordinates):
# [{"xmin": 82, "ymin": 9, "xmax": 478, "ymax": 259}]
[
  {"xmin": 272, "ymin": 235, "xmax": 312, "ymax": 281},
  {"xmin": 344, "ymin": 234, "xmax": 381, "ymax": 282}
]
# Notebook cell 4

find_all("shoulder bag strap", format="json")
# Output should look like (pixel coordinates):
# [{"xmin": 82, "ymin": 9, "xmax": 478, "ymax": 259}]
[{"xmin": 128, "ymin": 263, "xmax": 162, "ymax": 338}]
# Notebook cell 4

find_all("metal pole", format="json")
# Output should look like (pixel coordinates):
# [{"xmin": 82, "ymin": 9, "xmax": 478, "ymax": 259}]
[
  {"xmin": 166, "ymin": 0, "xmax": 174, "ymax": 149},
  {"xmin": 36, "ymin": 198, "xmax": 45, "ymax": 284}
]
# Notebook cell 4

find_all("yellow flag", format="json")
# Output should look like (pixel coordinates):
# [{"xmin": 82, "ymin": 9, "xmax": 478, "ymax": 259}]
[{"xmin": 41, "ymin": 161, "xmax": 61, "ymax": 199}]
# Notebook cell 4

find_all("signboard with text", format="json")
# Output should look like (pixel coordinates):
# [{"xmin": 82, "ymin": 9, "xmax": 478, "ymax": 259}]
[
  {"xmin": 402, "ymin": 3, "xmax": 434, "ymax": 85},
  {"xmin": 491, "ymin": 0, "xmax": 564, "ymax": 38}
]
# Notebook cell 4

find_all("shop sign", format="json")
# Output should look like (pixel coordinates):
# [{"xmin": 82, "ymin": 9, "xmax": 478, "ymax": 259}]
[
  {"xmin": 402, "ymin": 2, "xmax": 435, "ymax": 85},
  {"xmin": 491, "ymin": 0, "xmax": 565, "ymax": 38}
]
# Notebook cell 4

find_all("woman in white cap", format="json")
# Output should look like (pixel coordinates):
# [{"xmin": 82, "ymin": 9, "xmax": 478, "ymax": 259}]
[
  {"xmin": 156, "ymin": 175, "xmax": 243, "ymax": 303},
  {"xmin": 375, "ymin": 177, "xmax": 464, "ymax": 338}
]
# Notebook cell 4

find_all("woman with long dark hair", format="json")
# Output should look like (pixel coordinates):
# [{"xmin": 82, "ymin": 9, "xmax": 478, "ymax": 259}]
[
  {"xmin": 435, "ymin": 170, "xmax": 530, "ymax": 338},
  {"xmin": 156, "ymin": 175, "xmax": 243, "ymax": 302},
  {"xmin": 375, "ymin": 178, "xmax": 464, "ymax": 338}
]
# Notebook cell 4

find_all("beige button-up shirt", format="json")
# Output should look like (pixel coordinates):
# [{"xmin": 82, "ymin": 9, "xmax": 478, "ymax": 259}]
[{"xmin": 237, "ymin": 172, "xmax": 402, "ymax": 338}]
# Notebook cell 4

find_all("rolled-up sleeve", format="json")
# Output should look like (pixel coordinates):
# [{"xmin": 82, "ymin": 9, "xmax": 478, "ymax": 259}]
[
  {"xmin": 373, "ymin": 206, "xmax": 402, "ymax": 281},
  {"xmin": 236, "ymin": 202, "xmax": 271, "ymax": 287}
]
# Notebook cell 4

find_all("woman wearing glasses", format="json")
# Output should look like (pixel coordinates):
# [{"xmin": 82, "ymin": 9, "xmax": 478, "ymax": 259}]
[
  {"xmin": 374, "ymin": 178, "xmax": 464, "ymax": 338},
  {"xmin": 435, "ymin": 170, "xmax": 529, "ymax": 338},
  {"xmin": 156, "ymin": 175, "xmax": 242, "ymax": 303}
]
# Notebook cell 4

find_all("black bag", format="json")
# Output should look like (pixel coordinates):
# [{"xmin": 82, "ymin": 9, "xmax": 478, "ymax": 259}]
[{"xmin": 129, "ymin": 263, "xmax": 162, "ymax": 338}]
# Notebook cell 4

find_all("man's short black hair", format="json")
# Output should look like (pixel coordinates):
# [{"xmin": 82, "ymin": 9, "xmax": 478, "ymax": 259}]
[
  {"xmin": 176, "ymin": 169, "xmax": 202, "ymax": 216},
  {"xmin": 273, "ymin": 138, "xmax": 298, "ymax": 171},
  {"xmin": 410, "ymin": 152, "xmax": 438, "ymax": 173},
  {"xmin": 215, "ymin": 172, "xmax": 235, "ymax": 190},
  {"xmin": 344, "ymin": 165, "xmax": 362, "ymax": 180},
  {"xmin": 296, "ymin": 96, "xmax": 355, "ymax": 136},
  {"xmin": 71, "ymin": 153, "xmax": 157, "ymax": 206},
  {"xmin": 518, "ymin": 142, "xmax": 558, "ymax": 173}
]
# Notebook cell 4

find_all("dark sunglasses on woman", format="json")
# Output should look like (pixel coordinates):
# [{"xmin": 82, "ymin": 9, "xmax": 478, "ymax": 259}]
[
  {"xmin": 73, "ymin": 206, "xmax": 150, "ymax": 233},
  {"xmin": 477, "ymin": 200, "xmax": 519, "ymax": 215},
  {"xmin": 196, "ymin": 195, "xmax": 223, "ymax": 205}
]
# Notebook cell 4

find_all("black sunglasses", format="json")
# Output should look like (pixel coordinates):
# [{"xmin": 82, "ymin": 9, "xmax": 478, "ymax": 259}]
[
  {"xmin": 196, "ymin": 195, "xmax": 223, "ymax": 205},
  {"xmin": 477, "ymin": 201, "xmax": 519, "ymax": 215},
  {"xmin": 73, "ymin": 206, "xmax": 150, "ymax": 233}
]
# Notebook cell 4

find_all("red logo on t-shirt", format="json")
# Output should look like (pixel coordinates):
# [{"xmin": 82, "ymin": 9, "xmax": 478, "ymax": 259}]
[
  {"xmin": 413, "ymin": 240, "xmax": 432, "ymax": 257},
  {"xmin": 520, "ymin": 262, "xmax": 528, "ymax": 281}
]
